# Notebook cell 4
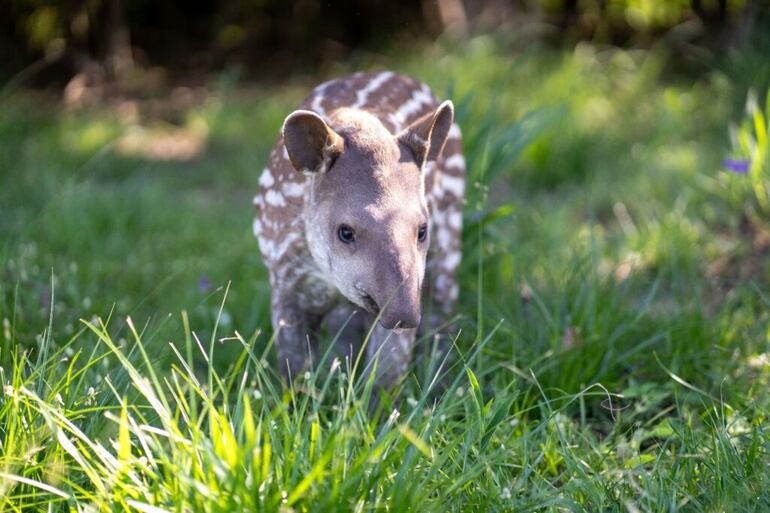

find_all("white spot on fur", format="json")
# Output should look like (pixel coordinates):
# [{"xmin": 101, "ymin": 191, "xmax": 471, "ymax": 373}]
[
  {"xmin": 388, "ymin": 113, "xmax": 402, "ymax": 132},
  {"xmin": 257, "ymin": 235, "xmax": 272, "ymax": 257},
  {"xmin": 252, "ymin": 217, "xmax": 262, "ymax": 237},
  {"xmin": 311, "ymin": 80, "xmax": 333, "ymax": 116},
  {"xmin": 311, "ymin": 97, "xmax": 326, "ymax": 116},
  {"xmin": 259, "ymin": 169, "xmax": 275, "ymax": 187},
  {"xmin": 283, "ymin": 181, "xmax": 304, "ymax": 197},
  {"xmin": 430, "ymin": 208, "xmax": 445, "ymax": 226},
  {"xmin": 436, "ymin": 226, "xmax": 452, "ymax": 248},
  {"xmin": 435, "ymin": 274, "xmax": 450, "ymax": 294},
  {"xmin": 444, "ymin": 251, "xmax": 461, "ymax": 270},
  {"xmin": 442, "ymin": 174, "xmax": 465, "ymax": 198},
  {"xmin": 447, "ymin": 123, "xmax": 462, "ymax": 140},
  {"xmin": 444, "ymin": 154, "xmax": 465, "ymax": 170},
  {"xmin": 431, "ymin": 183, "xmax": 445, "ymax": 200},
  {"xmin": 274, "ymin": 232, "xmax": 301, "ymax": 259},
  {"xmin": 393, "ymin": 85, "xmax": 433, "ymax": 126},
  {"xmin": 355, "ymin": 71, "xmax": 394, "ymax": 107},
  {"xmin": 259, "ymin": 232, "xmax": 301, "ymax": 262},
  {"xmin": 448, "ymin": 210, "xmax": 462, "ymax": 230},
  {"xmin": 265, "ymin": 189, "xmax": 286, "ymax": 207},
  {"xmin": 258, "ymin": 218, "xmax": 273, "ymax": 232}
]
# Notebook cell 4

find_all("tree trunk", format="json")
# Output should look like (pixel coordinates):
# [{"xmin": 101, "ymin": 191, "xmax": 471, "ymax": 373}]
[{"xmin": 105, "ymin": 0, "xmax": 133, "ymax": 80}]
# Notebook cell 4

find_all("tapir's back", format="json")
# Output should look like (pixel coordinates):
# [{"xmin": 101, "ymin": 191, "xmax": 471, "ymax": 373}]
[
  {"xmin": 300, "ymin": 72, "xmax": 439, "ymax": 134},
  {"xmin": 254, "ymin": 71, "xmax": 465, "ymax": 308}
]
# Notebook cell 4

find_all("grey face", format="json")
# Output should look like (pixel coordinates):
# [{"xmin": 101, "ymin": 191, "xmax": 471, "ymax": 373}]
[
  {"xmin": 283, "ymin": 103, "xmax": 453, "ymax": 329},
  {"xmin": 313, "ymin": 137, "xmax": 429, "ymax": 328}
]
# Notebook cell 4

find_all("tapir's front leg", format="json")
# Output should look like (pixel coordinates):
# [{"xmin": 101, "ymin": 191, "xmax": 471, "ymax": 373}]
[
  {"xmin": 272, "ymin": 289, "xmax": 321, "ymax": 383},
  {"xmin": 325, "ymin": 303, "xmax": 368, "ymax": 366}
]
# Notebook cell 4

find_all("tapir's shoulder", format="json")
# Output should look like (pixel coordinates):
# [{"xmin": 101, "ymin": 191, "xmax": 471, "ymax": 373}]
[{"xmin": 253, "ymin": 144, "xmax": 304, "ymax": 266}]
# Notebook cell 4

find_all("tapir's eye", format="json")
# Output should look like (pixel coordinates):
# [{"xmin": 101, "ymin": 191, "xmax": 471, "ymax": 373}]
[
  {"xmin": 417, "ymin": 224, "xmax": 428, "ymax": 243},
  {"xmin": 338, "ymin": 224, "xmax": 355, "ymax": 244}
]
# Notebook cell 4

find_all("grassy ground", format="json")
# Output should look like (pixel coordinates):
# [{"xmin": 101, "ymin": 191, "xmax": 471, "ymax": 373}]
[{"xmin": 1, "ymin": 37, "xmax": 770, "ymax": 511}]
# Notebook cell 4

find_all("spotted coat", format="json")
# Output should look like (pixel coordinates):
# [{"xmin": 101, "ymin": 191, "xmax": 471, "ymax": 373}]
[{"xmin": 253, "ymin": 71, "xmax": 466, "ymax": 388}]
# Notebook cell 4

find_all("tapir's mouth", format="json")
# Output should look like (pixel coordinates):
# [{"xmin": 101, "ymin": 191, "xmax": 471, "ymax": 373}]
[
  {"xmin": 360, "ymin": 292, "xmax": 380, "ymax": 315},
  {"xmin": 355, "ymin": 288, "xmax": 380, "ymax": 316}
]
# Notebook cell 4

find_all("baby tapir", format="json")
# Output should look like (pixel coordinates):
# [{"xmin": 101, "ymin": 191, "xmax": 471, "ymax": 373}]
[{"xmin": 253, "ymin": 71, "xmax": 465, "ymax": 389}]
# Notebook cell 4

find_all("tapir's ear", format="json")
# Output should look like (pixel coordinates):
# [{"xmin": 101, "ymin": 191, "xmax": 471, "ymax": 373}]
[
  {"xmin": 398, "ymin": 100, "xmax": 454, "ymax": 166},
  {"xmin": 282, "ymin": 110, "xmax": 344, "ymax": 174}
]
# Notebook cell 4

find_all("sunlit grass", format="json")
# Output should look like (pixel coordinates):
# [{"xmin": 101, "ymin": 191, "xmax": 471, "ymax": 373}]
[{"xmin": 2, "ymin": 278, "xmax": 768, "ymax": 511}]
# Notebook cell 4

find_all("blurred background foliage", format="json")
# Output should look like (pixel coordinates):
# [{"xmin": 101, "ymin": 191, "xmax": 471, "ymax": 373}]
[{"xmin": 1, "ymin": 0, "xmax": 765, "ymax": 87}]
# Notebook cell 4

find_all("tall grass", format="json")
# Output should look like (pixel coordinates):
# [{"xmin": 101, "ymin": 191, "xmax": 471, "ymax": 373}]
[{"xmin": 2, "ymin": 279, "xmax": 769, "ymax": 511}]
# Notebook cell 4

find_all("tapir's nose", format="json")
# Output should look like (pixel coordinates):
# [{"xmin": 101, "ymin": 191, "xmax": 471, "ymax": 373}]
[
  {"xmin": 373, "ymin": 274, "xmax": 422, "ymax": 329},
  {"xmin": 369, "ymin": 240, "xmax": 423, "ymax": 329},
  {"xmin": 378, "ymin": 300, "xmax": 421, "ymax": 330}
]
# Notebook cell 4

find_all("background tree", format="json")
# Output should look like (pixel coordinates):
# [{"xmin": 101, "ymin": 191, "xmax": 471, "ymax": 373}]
[{"xmin": 0, "ymin": 0, "xmax": 762, "ymax": 87}]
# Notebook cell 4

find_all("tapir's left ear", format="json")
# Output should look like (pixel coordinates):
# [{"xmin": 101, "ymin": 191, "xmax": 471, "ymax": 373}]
[
  {"xmin": 398, "ymin": 100, "xmax": 454, "ymax": 166},
  {"xmin": 282, "ymin": 110, "xmax": 344, "ymax": 174}
]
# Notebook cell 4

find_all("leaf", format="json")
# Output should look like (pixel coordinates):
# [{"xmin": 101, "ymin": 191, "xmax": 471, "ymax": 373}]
[
  {"xmin": 480, "ymin": 395, "xmax": 515, "ymax": 451},
  {"xmin": 126, "ymin": 500, "xmax": 172, "ymax": 513},
  {"xmin": 309, "ymin": 419, "xmax": 319, "ymax": 461},
  {"xmin": 398, "ymin": 424, "xmax": 433, "ymax": 460},
  {"xmin": 210, "ymin": 408, "xmax": 238, "ymax": 469},
  {"xmin": 465, "ymin": 367, "xmax": 482, "ymax": 406},
  {"xmin": 287, "ymin": 449, "xmax": 330, "ymax": 505},
  {"xmin": 118, "ymin": 399, "xmax": 131, "ymax": 462},
  {"xmin": 0, "ymin": 472, "xmax": 70, "ymax": 499},
  {"xmin": 261, "ymin": 441, "xmax": 271, "ymax": 484},
  {"xmin": 648, "ymin": 419, "xmax": 674, "ymax": 439},
  {"xmin": 465, "ymin": 367, "xmax": 484, "ymax": 424},
  {"xmin": 243, "ymin": 395, "xmax": 256, "ymax": 448},
  {"xmin": 754, "ymin": 107, "xmax": 767, "ymax": 150},
  {"xmin": 624, "ymin": 453, "xmax": 656, "ymax": 469}
]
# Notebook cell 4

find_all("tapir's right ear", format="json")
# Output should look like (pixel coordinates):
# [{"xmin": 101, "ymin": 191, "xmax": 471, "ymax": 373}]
[
  {"xmin": 282, "ymin": 110, "xmax": 344, "ymax": 174},
  {"xmin": 398, "ymin": 100, "xmax": 454, "ymax": 167}
]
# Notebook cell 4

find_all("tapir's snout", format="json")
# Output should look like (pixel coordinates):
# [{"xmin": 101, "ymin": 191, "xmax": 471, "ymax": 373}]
[
  {"xmin": 378, "ymin": 299, "xmax": 421, "ymax": 329},
  {"xmin": 371, "ymin": 267, "xmax": 422, "ymax": 330}
]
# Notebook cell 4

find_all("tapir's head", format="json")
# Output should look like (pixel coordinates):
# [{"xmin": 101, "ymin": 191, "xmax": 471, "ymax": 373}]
[{"xmin": 282, "ymin": 101, "xmax": 453, "ymax": 329}]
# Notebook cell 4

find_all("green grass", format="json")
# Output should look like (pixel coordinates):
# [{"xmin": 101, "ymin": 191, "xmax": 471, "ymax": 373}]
[{"xmin": 2, "ymin": 37, "xmax": 770, "ymax": 511}]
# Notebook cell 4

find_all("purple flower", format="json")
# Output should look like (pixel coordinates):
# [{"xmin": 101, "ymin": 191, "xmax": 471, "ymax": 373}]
[
  {"xmin": 724, "ymin": 158, "xmax": 750, "ymax": 174},
  {"xmin": 198, "ymin": 275, "xmax": 210, "ymax": 292}
]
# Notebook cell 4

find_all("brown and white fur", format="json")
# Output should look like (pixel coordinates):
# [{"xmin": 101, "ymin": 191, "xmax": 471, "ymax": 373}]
[{"xmin": 253, "ymin": 71, "xmax": 465, "ymax": 389}]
